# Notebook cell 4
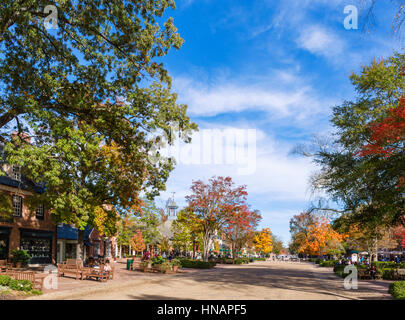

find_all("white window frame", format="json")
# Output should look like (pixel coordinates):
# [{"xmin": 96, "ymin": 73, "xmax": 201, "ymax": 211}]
[
  {"xmin": 11, "ymin": 165, "xmax": 21, "ymax": 181},
  {"xmin": 36, "ymin": 204, "xmax": 44, "ymax": 219},
  {"xmin": 12, "ymin": 195, "xmax": 22, "ymax": 217}
]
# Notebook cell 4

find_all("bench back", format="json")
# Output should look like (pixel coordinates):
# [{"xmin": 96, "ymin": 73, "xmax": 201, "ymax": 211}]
[
  {"xmin": 5, "ymin": 271, "xmax": 35, "ymax": 282},
  {"xmin": 64, "ymin": 259, "xmax": 83, "ymax": 268}
]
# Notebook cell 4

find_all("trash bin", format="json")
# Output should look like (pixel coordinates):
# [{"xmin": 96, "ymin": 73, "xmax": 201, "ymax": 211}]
[{"xmin": 127, "ymin": 259, "xmax": 133, "ymax": 270}]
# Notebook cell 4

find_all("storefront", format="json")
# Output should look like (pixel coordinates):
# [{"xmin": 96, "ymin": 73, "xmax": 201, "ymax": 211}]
[
  {"xmin": 0, "ymin": 227, "xmax": 11, "ymax": 260},
  {"xmin": 20, "ymin": 228, "xmax": 54, "ymax": 264},
  {"xmin": 57, "ymin": 224, "xmax": 79, "ymax": 264}
]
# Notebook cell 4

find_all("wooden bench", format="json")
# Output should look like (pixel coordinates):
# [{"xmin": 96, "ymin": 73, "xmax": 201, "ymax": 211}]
[
  {"xmin": 107, "ymin": 265, "xmax": 115, "ymax": 280},
  {"xmin": 357, "ymin": 269, "xmax": 372, "ymax": 279},
  {"xmin": 357, "ymin": 268, "xmax": 382, "ymax": 280},
  {"xmin": 57, "ymin": 259, "xmax": 85, "ymax": 280},
  {"xmin": 131, "ymin": 259, "xmax": 143, "ymax": 271},
  {"xmin": 394, "ymin": 269, "xmax": 405, "ymax": 280},
  {"xmin": 82, "ymin": 264, "xmax": 108, "ymax": 282},
  {"xmin": 0, "ymin": 259, "xmax": 12, "ymax": 272},
  {"xmin": 4, "ymin": 271, "xmax": 45, "ymax": 290}
]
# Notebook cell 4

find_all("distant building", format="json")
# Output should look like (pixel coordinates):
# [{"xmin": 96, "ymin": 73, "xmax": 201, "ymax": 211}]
[{"xmin": 157, "ymin": 195, "xmax": 178, "ymax": 252}]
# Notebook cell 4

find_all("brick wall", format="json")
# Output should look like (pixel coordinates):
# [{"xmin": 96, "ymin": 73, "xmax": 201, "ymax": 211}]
[{"xmin": 0, "ymin": 186, "xmax": 57, "ymax": 263}]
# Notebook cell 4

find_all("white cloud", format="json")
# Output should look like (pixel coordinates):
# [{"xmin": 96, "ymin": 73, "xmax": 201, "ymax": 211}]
[
  {"xmin": 174, "ymin": 74, "xmax": 333, "ymax": 120},
  {"xmin": 157, "ymin": 129, "xmax": 315, "ymax": 205},
  {"xmin": 156, "ymin": 129, "xmax": 317, "ymax": 245},
  {"xmin": 297, "ymin": 25, "xmax": 345, "ymax": 58}
]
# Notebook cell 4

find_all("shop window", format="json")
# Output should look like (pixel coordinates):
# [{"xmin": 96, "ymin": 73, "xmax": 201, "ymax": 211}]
[
  {"xmin": 20, "ymin": 231, "xmax": 53, "ymax": 264},
  {"xmin": 36, "ymin": 204, "xmax": 44, "ymax": 220},
  {"xmin": 12, "ymin": 195, "xmax": 22, "ymax": 217}
]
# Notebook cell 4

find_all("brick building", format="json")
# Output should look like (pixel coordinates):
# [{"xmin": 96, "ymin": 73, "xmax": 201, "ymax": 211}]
[{"xmin": 0, "ymin": 163, "xmax": 57, "ymax": 265}]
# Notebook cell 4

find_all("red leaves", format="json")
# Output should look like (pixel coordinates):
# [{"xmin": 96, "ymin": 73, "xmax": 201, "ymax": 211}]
[
  {"xmin": 186, "ymin": 176, "xmax": 249, "ymax": 226},
  {"xmin": 358, "ymin": 96, "xmax": 405, "ymax": 158}
]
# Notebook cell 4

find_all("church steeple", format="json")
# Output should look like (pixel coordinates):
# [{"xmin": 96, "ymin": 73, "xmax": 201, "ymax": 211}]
[{"xmin": 167, "ymin": 192, "xmax": 178, "ymax": 219}]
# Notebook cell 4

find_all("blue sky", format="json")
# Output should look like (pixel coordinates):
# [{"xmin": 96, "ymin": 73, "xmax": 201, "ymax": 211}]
[{"xmin": 155, "ymin": 0, "xmax": 403, "ymax": 246}]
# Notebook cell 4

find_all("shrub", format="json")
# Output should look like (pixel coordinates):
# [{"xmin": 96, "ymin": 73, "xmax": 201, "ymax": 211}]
[
  {"xmin": 8, "ymin": 279, "xmax": 33, "ymax": 292},
  {"xmin": 319, "ymin": 260, "xmax": 338, "ymax": 267},
  {"xmin": 0, "ymin": 275, "xmax": 12, "ymax": 286},
  {"xmin": 254, "ymin": 258, "xmax": 266, "ymax": 261},
  {"xmin": 233, "ymin": 258, "xmax": 244, "ymax": 265},
  {"xmin": 171, "ymin": 259, "xmax": 182, "ymax": 267},
  {"xmin": 30, "ymin": 290, "xmax": 43, "ymax": 295},
  {"xmin": 11, "ymin": 249, "xmax": 31, "ymax": 266},
  {"xmin": 372, "ymin": 261, "xmax": 397, "ymax": 269},
  {"xmin": 179, "ymin": 259, "xmax": 216, "ymax": 269},
  {"xmin": 151, "ymin": 256, "xmax": 166, "ymax": 265},
  {"xmin": 389, "ymin": 281, "xmax": 405, "ymax": 300}
]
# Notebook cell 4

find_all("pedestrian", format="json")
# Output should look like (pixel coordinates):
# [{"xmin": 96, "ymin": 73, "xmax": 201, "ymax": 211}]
[{"xmin": 369, "ymin": 265, "xmax": 377, "ymax": 279}]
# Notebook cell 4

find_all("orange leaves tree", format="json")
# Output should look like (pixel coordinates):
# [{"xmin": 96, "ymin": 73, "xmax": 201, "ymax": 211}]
[
  {"xmin": 297, "ymin": 217, "xmax": 346, "ymax": 256},
  {"xmin": 129, "ymin": 230, "xmax": 146, "ymax": 255},
  {"xmin": 186, "ymin": 176, "xmax": 251, "ymax": 262},
  {"xmin": 290, "ymin": 212, "xmax": 346, "ymax": 256},
  {"xmin": 253, "ymin": 228, "xmax": 273, "ymax": 255}
]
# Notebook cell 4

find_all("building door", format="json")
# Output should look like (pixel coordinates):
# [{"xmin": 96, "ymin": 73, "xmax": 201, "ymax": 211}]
[{"xmin": 0, "ymin": 235, "xmax": 9, "ymax": 260}]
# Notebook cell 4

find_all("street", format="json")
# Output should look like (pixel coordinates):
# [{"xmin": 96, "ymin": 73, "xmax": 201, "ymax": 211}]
[{"xmin": 69, "ymin": 261, "xmax": 392, "ymax": 300}]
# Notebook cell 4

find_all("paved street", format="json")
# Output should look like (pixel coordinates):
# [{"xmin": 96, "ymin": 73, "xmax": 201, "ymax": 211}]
[{"xmin": 34, "ymin": 261, "xmax": 392, "ymax": 300}]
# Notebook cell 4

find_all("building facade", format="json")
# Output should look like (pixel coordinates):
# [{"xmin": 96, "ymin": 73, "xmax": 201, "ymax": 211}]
[
  {"xmin": 0, "ymin": 164, "xmax": 57, "ymax": 265},
  {"xmin": 57, "ymin": 224, "xmax": 117, "ymax": 263}
]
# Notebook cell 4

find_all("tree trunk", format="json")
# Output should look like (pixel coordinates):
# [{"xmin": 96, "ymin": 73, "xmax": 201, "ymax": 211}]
[
  {"xmin": 77, "ymin": 229, "xmax": 84, "ymax": 261},
  {"xmin": 203, "ymin": 232, "xmax": 211, "ymax": 262}
]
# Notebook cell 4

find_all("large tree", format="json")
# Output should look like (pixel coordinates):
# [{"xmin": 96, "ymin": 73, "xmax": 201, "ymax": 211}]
[
  {"xmin": 303, "ymin": 54, "xmax": 405, "ymax": 228},
  {"xmin": 171, "ymin": 208, "xmax": 203, "ymax": 256},
  {"xmin": 186, "ymin": 176, "xmax": 249, "ymax": 262},
  {"xmin": 223, "ymin": 207, "xmax": 261, "ymax": 259},
  {"xmin": 0, "ymin": 1, "xmax": 197, "ymax": 243},
  {"xmin": 253, "ymin": 228, "xmax": 273, "ymax": 256}
]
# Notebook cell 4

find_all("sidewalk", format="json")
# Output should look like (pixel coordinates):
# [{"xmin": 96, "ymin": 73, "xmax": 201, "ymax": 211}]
[{"xmin": 26, "ymin": 260, "xmax": 195, "ymax": 300}]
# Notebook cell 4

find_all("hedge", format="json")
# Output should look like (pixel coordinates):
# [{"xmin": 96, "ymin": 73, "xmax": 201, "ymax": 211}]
[
  {"xmin": 333, "ymin": 264, "xmax": 368, "ymax": 278},
  {"xmin": 333, "ymin": 265, "xmax": 405, "ymax": 280},
  {"xmin": 389, "ymin": 281, "xmax": 405, "ymax": 300},
  {"xmin": 318, "ymin": 260, "xmax": 338, "ymax": 267},
  {"xmin": 179, "ymin": 259, "xmax": 216, "ymax": 269},
  {"xmin": 372, "ymin": 261, "xmax": 405, "ymax": 269}
]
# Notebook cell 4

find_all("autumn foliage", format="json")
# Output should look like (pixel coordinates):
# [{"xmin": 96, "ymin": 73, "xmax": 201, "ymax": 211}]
[
  {"xmin": 186, "ymin": 176, "xmax": 261, "ymax": 261},
  {"xmin": 295, "ymin": 215, "xmax": 347, "ymax": 256},
  {"xmin": 253, "ymin": 228, "xmax": 273, "ymax": 255},
  {"xmin": 358, "ymin": 96, "xmax": 405, "ymax": 158},
  {"xmin": 129, "ymin": 229, "xmax": 146, "ymax": 253}
]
